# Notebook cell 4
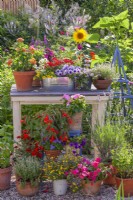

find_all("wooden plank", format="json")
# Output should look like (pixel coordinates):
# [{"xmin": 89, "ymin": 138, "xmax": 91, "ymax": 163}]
[{"xmin": 1, "ymin": 0, "xmax": 40, "ymax": 13}]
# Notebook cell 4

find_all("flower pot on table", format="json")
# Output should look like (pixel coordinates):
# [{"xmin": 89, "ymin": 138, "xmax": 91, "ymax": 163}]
[
  {"xmin": 13, "ymin": 71, "xmax": 35, "ymax": 91},
  {"xmin": 0, "ymin": 166, "xmax": 12, "ymax": 190},
  {"xmin": 53, "ymin": 179, "xmax": 68, "ymax": 195},
  {"xmin": 93, "ymin": 79, "xmax": 112, "ymax": 90},
  {"xmin": 42, "ymin": 77, "xmax": 74, "ymax": 92},
  {"xmin": 115, "ymin": 176, "xmax": 133, "ymax": 197}
]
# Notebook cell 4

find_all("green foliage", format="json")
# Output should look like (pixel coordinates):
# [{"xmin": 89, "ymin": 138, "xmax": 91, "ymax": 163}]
[
  {"xmin": 14, "ymin": 156, "xmax": 41, "ymax": 187},
  {"xmin": 112, "ymin": 144, "xmax": 133, "ymax": 179},
  {"xmin": 92, "ymin": 121, "xmax": 127, "ymax": 163}
]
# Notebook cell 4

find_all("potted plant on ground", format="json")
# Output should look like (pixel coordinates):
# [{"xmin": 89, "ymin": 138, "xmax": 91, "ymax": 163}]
[
  {"xmin": 67, "ymin": 157, "xmax": 109, "ymax": 195},
  {"xmin": 90, "ymin": 63, "xmax": 117, "ymax": 90},
  {"xmin": 0, "ymin": 142, "xmax": 13, "ymax": 190},
  {"xmin": 14, "ymin": 156, "xmax": 41, "ymax": 197},
  {"xmin": 112, "ymin": 144, "xmax": 133, "ymax": 197},
  {"xmin": 62, "ymin": 94, "xmax": 86, "ymax": 137},
  {"xmin": 7, "ymin": 38, "xmax": 38, "ymax": 91},
  {"xmin": 43, "ymin": 154, "xmax": 81, "ymax": 195},
  {"xmin": 92, "ymin": 122, "xmax": 126, "ymax": 186}
]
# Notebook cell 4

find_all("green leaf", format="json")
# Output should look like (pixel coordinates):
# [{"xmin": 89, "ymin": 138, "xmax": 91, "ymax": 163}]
[
  {"xmin": 121, "ymin": 19, "xmax": 129, "ymax": 29},
  {"xmin": 131, "ymin": 22, "xmax": 133, "ymax": 30},
  {"xmin": 87, "ymin": 33, "xmax": 100, "ymax": 43},
  {"xmin": 115, "ymin": 10, "xmax": 128, "ymax": 21}
]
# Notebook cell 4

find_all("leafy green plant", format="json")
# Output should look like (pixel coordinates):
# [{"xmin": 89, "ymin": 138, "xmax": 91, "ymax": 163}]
[
  {"xmin": 91, "ymin": 63, "xmax": 118, "ymax": 80},
  {"xmin": 14, "ymin": 156, "xmax": 41, "ymax": 187},
  {"xmin": 92, "ymin": 122, "xmax": 126, "ymax": 163},
  {"xmin": 112, "ymin": 144, "xmax": 133, "ymax": 179}
]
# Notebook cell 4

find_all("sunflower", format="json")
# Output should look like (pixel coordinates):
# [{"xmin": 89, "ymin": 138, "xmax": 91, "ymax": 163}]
[{"xmin": 73, "ymin": 28, "xmax": 88, "ymax": 43}]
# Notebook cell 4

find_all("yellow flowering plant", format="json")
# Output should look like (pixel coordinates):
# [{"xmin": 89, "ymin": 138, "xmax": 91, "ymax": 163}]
[
  {"xmin": 43, "ymin": 155, "xmax": 81, "ymax": 181},
  {"xmin": 7, "ymin": 38, "xmax": 39, "ymax": 72}
]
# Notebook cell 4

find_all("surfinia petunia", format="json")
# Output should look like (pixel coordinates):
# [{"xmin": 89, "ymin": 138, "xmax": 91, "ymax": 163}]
[{"xmin": 73, "ymin": 28, "xmax": 88, "ymax": 43}]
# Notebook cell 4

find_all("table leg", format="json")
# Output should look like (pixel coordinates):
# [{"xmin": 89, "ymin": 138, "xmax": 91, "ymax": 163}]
[
  {"xmin": 12, "ymin": 101, "xmax": 21, "ymax": 142},
  {"xmin": 91, "ymin": 101, "xmax": 107, "ymax": 158}
]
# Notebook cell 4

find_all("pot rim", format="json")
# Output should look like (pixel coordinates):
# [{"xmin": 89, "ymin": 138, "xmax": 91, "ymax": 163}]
[
  {"xmin": 0, "ymin": 165, "xmax": 12, "ymax": 171},
  {"xmin": 115, "ymin": 176, "xmax": 133, "ymax": 180}
]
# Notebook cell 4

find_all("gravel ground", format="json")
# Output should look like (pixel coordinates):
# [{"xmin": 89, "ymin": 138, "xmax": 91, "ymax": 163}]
[{"xmin": 0, "ymin": 176, "xmax": 117, "ymax": 200}]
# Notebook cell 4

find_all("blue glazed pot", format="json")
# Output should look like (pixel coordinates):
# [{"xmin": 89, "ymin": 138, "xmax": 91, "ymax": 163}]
[{"xmin": 68, "ymin": 130, "xmax": 81, "ymax": 137}]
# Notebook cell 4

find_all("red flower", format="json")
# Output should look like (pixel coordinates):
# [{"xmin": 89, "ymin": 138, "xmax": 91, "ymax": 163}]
[
  {"xmin": 62, "ymin": 112, "xmax": 68, "ymax": 117},
  {"xmin": 67, "ymin": 117, "xmax": 73, "ymax": 125},
  {"xmin": 44, "ymin": 115, "xmax": 52, "ymax": 124},
  {"xmin": 37, "ymin": 152, "xmax": 43, "ymax": 158},
  {"xmin": 90, "ymin": 51, "xmax": 96, "ymax": 60},
  {"xmin": 22, "ymin": 133, "xmax": 30, "ymax": 140},
  {"xmin": 59, "ymin": 134, "xmax": 68, "ymax": 142},
  {"xmin": 20, "ymin": 119, "xmax": 26, "ymax": 124},
  {"xmin": 50, "ymin": 136, "xmax": 56, "ymax": 143},
  {"xmin": 17, "ymin": 136, "xmax": 21, "ymax": 139},
  {"xmin": 26, "ymin": 148, "xmax": 31, "ymax": 152},
  {"xmin": 50, "ymin": 128, "xmax": 59, "ymax": 134},
  {"xmin": 22, "ymin": 129, "xmax": 29, "ymax": 134},
  {"xmin": 59, "ymin": 31, "xmax": 65, "ymax": 35}
]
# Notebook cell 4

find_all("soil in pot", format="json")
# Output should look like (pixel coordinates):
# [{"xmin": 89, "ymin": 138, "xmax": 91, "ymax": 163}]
[
  {"xmin": 16, "ymin": 180, "xmax": 39, "ymax": 197},
  {"xmin": 93, "ymin": 79, "xmax": 112, "ymax": 90},
  {"xmin": 115, "ymin": 176, "xmax": 133, "ymax": 197},
  {"xmin": 0, "ymin": 166, "xmax": 12, "ymax": 190}
]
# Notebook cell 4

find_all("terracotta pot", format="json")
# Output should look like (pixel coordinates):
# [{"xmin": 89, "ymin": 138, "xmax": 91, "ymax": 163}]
[
  {"xmin": 82, "ymin": 180, "xmax": 102, "ymax": 195},
  {"xmin": 16, "ymin": 180, "xmax": 39, "ymax": 197},
  {"xmin": 103, "ymin": 164, "xmax": 116, "ymax": 186},
  {"xmin": 93, "ymin": 79, "xmax": 112, "ymax": 90},
  {"xmin": 0, "ymin": 166, "xmax": 12, "ymax": 190},
  {"xmin": 32, "ymin": 78, "xmax": 41, "ymax": 87},
  {"xmin": 69, "ymin": 112, "xmax": 83, "ymax": 133},
  {"xmin": 13, "ymin": 71, "xmax": 35, "ymax": 91},
  {"xmin": 44, "ymin": 149, "xmax": 61, "ymax": 160},
  {"xmin": 115, "ymin": 176, "xmax": 133, "ymax": 197}
]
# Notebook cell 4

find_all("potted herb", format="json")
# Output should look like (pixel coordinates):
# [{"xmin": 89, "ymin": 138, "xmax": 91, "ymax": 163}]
[
  {"xmin": 92, "ymin": 122, "xmax": 126, "ymax": 186},
  {"xmin": 62, "ymin": 94, "xmax": 86, "ymax": 137},
  {"xmin": 0, "ymin": 143, "xmax": 13, "ymax": 190},
  {"xmin": 7, "ymin": 38, "xmax": 39, "ymax": 91},
  {"xmin": 67, "ymin": 157, "xmax": 109, "ymax": 195},
  {"xmin": 14, "ymin": 156, "xmax": 41, "ymax": 197},
  {"xmin": 112, "ymin": 144, "xmax": 133, "ymax": 197},
  {"xmin": 91, "ymin": 63, "xmax": 117, "ymax": 90},
  {"xmin": 43, "ymin": 154, "xmax": 81, "ymax": 195}
]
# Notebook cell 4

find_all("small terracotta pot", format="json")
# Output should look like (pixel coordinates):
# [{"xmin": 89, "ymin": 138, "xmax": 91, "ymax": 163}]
[
  {"xmin": 16, "ymin": 180, "xmax": 39, "ymax": 197},
  {"xmin": 0, "ymin": 166, "xmax": 12, "ymax": 190},
  {"xmin": 103, "ymin": 164, "xmax": 116, "ymax": 186},
  {"xmin": 44, "ymin": 149, "xmax": 61, "ymax": 160},
  {"xmin": 115, "ymin": 176, "xmax": 133, "ymax": 197},
  {"xmin": 13, "ymin": 71, "xmax": 35, "ymax": 91},
  {"xmin": 82, "ymin": 180, "xmax": 102, "ymax": 195},
  {"xmin": 93, "ymin": 79, "xmax": 112, "ymax": 90},
  {"xmin": 32, "ymin": 78, "xmax": 42, "ymax": 87}
]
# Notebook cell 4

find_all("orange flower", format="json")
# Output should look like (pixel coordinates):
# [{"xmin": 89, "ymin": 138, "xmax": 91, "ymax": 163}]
[
  {"xmin": 7, "ymin": 59, "xmax": 13, "ymax": 66},
  {"xmin": 17, "ymin": 38, "xmax": 24, "ymax": 43},
  {"xmin": 29, "ymin": 58, "xmax": 37, "ymax": 65},
  {"xmin": 29, "ymin": 46, "xmax": 35, "ymax": 54},
  {"xmin": 22, "ymin": 48, "xmax": 26, "ymax": 52}
]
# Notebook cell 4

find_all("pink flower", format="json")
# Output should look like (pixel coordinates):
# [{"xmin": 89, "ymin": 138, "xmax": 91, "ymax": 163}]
[
  {"xmin": 91, "ymin": 161, "xmax": 99, "ymax": 168},
  {"xmin": 72, "ymin": 94, "xmax": 81, "ymax": 99},
  {"xmin": 60, "ymin": 46, "xmax": 65, "ymax": 51},
  {"xmin": 71, "ymin": 169, "xmax": 79, "ymax": 175},
  {"xmin": 77, "ymin": 163, "xmax": 83, "ymax": 169},
  {"xmin": 63, "ymin": 94, "xmax": 70, "ymax": 101},
  {"xmin": 95, "ymin": 157, "xmax": 101, "ymax": 163}
]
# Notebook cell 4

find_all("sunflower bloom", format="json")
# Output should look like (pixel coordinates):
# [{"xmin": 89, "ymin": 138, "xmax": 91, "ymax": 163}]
[{"xmin": 73, "ymin": 28, "xmax": 88, "ymax": 43}]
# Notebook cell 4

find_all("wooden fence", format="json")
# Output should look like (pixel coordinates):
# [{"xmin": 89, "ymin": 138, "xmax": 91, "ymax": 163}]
[{"xmin": 0, "ymin": 0, "xmax": 40, "ymax": 13}]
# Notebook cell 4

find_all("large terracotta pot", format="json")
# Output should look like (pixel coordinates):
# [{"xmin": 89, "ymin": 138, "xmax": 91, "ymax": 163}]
[
  {"xmin": 115, "ymin": 176, "xmax": 133, "ymax": 197},
  {"xmin": 69, "ymin": 112, "xmax": 83, "ymax": 137},
  {"xmin": 16, "ymin": 180, "xmax": 39, "ymax": 196},
  {"xmin": 82, "ymin": 180, "xmax": 102, "ymax": 195},
  {"xmin": 93, "ymin": 79, "xmax": 112, "ymax": 90},
  {"xmin": 13, "ymin": 71, "xmax": 35, "ymax": 91},
  {"xmin": 0, "ymin": 166, "xmax": 12, "ymax": 190},
  {"xmin": 44, "ymin": 149, "xmax": 61, "ymax": 160}
]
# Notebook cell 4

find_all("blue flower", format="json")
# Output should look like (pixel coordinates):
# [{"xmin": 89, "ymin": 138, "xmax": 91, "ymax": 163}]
[{"xmin": 50, "ymin": 144, "xmax": 55, "ymax": 150}]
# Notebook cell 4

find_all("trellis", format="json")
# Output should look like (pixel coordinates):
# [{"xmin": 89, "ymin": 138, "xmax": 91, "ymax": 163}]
[{"xmin": 0, "ymin": 0, "xmax": 40, "ymax": 13}]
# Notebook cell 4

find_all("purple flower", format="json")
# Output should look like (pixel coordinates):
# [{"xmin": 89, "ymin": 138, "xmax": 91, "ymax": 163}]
[
  {"xmin": 50, "ymin": 145, "xmax": 55, "ymax": 150},
  {"xmin": 60, "ymin": 46, "xmax": 65, "ymax": 51},
  {"xmin": 77, "ymin": 43, "xmax": 83, "ymax": 50},
  {"xmin": 81, "ymin": 139, "xmax": 86, "ymax": 147},
  {"xmin": 44, "ymin": 35, "xmax": 48, "ymax": 46},
  {"xmin": 30, "ymin": 37, "xmax": 35, "ymax": 45},
  {"xmin": 63, "ymin": 94, "xmax": 70, "ymax": 101}
]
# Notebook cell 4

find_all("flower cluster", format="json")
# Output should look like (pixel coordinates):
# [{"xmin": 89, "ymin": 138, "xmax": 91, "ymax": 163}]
[
  {"xmin": 67, "ymin": 157, "xmax": 109, "ymax": 192},
  {"xmin": 62, "ymin": 94, "xmax": 86, "ymax": 115},
  {"xmin": 69, "ymin": 138, "xmax": 86, "ymax": 156},
  {"xmin": 43, "ymin": 154, "xmax": 81, "ymax": 181},
  {"xmin": 55, "ymin": 65, "xmax": 82, "ymax": 77},
  {"xmin": 7, "ymin": 38, "xmax": 43, "ymax": 72}
]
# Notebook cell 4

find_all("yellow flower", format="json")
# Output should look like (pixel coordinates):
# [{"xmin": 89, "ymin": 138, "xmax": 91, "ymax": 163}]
[{"xmin": 73, "ymin": 28, "xmax": 88, "ymax": 43}]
